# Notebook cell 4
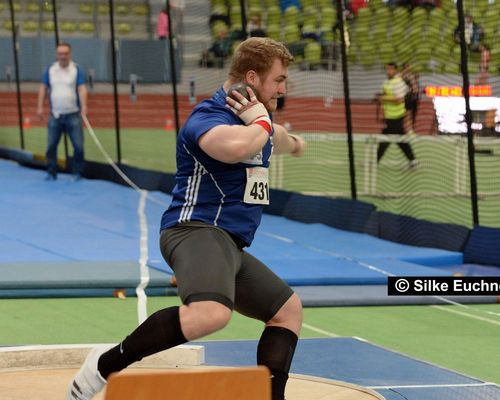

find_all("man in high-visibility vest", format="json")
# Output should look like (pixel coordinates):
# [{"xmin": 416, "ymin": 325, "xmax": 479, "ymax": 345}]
[{"xmin": 376, "ymin": 62, "xmax": 417, "ymax": 168}]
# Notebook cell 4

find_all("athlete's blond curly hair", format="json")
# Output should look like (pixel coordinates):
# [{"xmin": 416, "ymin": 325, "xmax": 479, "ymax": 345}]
[{"xmin": 229, "ymin": 37, "xmax": 294, "ymax": 82}]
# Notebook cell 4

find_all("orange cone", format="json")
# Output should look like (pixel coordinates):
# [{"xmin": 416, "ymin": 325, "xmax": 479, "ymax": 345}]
[
  {"xmin": 23, "ymin": 116, "xmax": 32, "ymax": 129},
  {"xmin": 165, "ymin": 117, "xmax": 174, "ymax": 131}
]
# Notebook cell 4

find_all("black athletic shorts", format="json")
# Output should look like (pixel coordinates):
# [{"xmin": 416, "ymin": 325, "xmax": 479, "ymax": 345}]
[{"xmin": 160, "ymin": 221, "xmax": 294, "ymax": 323}]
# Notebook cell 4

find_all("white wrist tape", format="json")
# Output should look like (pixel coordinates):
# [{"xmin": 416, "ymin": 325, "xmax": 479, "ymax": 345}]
[{"xmin": 239, "ymin": 102, "xmax": 269, "ymax": 126}]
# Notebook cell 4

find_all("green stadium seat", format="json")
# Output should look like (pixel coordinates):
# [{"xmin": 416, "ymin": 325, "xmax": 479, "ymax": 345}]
[
  {"xmin": 429, "ymin": 7, "xmax": 445, "ymax": 27},
  {"xmin": 248, "ymin": 6, "xmax": 263, "ymax": 18},
  {"xmin": 230, "ymin": 7, "xmax": 242, "ymax": 27},
  {"xmin": 60, "ymin": 21, "xmax": 77, "ymax": 33},
  {"xmin": 131, "ymin": 4, "xmax": 148, "ymax": 16},
  {"xmin": 266, "ymin": 23, "xmax": 281, "ymax": 41},
  {"xmin": 23, "ymin": 20, "xmax": 39, "ymax": 32},
  {"xmin": 42, "ymin": 2, "xmax": 54, "ymax": 12},
  {"xmin": 440, "ymin": 0, "xmax": 454, "ymax": 12},
  {"xmin": 467, "ymin": 62, "xmax": 480, "ymax": 73},
  {"xmin": 266, "ymin": 5, "xmax": 281, "ymax": 26},
  {"xmin": 320, "ymin": 6, "xmax": 337, "ymax": 28},
  {"xmin": 211, "ymin": 0, "xmax": 226, "ymax": 7},
  {"xmin": 228, "ymin": 0, "xmax": 239, "ymax": 8},
  {"xmin": 356, "ymin": 7, "xmax": 372, "ymax": 26},
  {"xmin": 320, "ymin": 29, "xmax": 334, "ymax": 43},
  {"xmin": 443, "ymin": 62, "xmax": 460, "ymax": 74},
  {"xmin": 247, "ymin": 0, "xmax": 261, "ymax": 9},
  {"xmin": 98, "ymin": 3, "xmax": 110, "ymax": 14},
  {"xmin": 284, "ymin": 23, "xmax": 301, "ymax": 43},
  {"xmin": 26, "ymin": 2, "xmax": 41, "ymax": 13},
  {"xmin": 354, "ymin": 24, "xmax": 370, "ymax": 42},
  {"xmin": 42, "ymin": 20, "xmax": 55, "ymax": 32},
  {"xmin": 116, "ymin": 4, "xmax": 130, "ymax": 16},
  {"xmin": 304, "ymin": 41, "xmax": 322, "ymax": 69},
  {"xmin": 284, "ymin": 5, "xmax": 300, "ymax": 27},
  {"xmin": 79, "ymin": 3, "xmax": 93, "ymax": 14},
  {"xmin": 301, "ymin": 0, "xmax": 316, "ymax": 7},
  {"xmin": 359, "ymin": 44, "xmax": 375, "ymax": 68},
  {"xmin": 378, "ymin": 42, "xmax": 395, "ymax": 65},
  {"xmin": 13, "ymin": 2, "xmax": 21, "ymax": 12},
  {"xmin": 3, "ymin": 20, "xmax": 13, "ymax": 31},
  {"xmin": 264, "ymin": 0, "xmax": 279, "ymax": 7},
  {"xmin": 0, "ymin": 3, "xmax": 4, "ymax": 12},
  {"xmin": 117, "ymin": 22, "xmax": 132, "ymax": 34},
  {"xmin": 374, "ymin": 6, "xmax": 390, "ymax": 25},
  {"xmin": 368, "ymin": 0, "xmax": 383, "ymax": 10},
  {"xmin": 347, "ymin": 46, "xmax": 358, "ymax": 63},
  {"xmin": 432, "ymin": 39, "xmax": 450, "ymax": 65},
  {"xmin": 318, "ymin": 0, "xmax": 333, "ymax": 10},
  {"xmin": 303, "ymin": 5, "xmax": 319, "ymax": 28},
  {"xmin": 211, "ymin": 4, "xmax": 227, "ymax": 15},
  {"xmin": 372, "ymin": 23, "xmax": 387, "ymax": 46},
  {"xmin": 302, "ymin": 23, "xmax": 318, "ymax": 38},
  {"xmin": 79, "ymin": 21, "xmax": 96, "ymax": 33}
]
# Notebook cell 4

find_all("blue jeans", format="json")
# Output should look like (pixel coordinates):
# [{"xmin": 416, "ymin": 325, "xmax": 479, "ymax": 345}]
[{"xmin": 46, "ymin": 112, "xmax": 84, "ymax": 175}]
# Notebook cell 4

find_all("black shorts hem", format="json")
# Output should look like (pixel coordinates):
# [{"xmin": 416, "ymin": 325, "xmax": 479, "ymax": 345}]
[
  {"xmin": 264, "ymin": 287, "xmax": 295, "ymax": 322},
  {"xmin": 184, "ymin": 292, "xmax": 234, "ymax": 310}
]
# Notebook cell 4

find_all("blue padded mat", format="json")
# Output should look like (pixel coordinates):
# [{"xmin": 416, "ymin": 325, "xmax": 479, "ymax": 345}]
[
  {"xmin": 198, "ymin": 338, "xmax": 499, "ymax": 400},
  {"xmin": 0, "ymin": 159, "xmax": 464, "ymax": 290},
  {"xmin": 255, "ymin": 216, "xmax": 463, "ymax": 266}
]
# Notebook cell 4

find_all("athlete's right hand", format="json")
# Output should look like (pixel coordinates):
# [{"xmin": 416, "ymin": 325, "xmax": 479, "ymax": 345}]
[{"xmin": 226, "ymin": 87, "xmax": 272, "ymax": 134}]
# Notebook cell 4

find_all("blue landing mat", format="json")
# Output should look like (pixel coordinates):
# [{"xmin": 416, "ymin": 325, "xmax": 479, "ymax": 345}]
[
  {"xmin": 255, "ymin": 216, "xmax": 463, "ymax": 267},
  {"xmin": 198, "ymin": 338, "xmax": 499, "ymax": 400},
  {"xmin": 0, "ymin": 159, "xmax": 464, "ymax": 291}
]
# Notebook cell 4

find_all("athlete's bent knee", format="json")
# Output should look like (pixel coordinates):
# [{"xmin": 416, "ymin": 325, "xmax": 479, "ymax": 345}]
[
  {"xmin": 266, "ymin": 293, "xmax": 302, "ymax": 335},
  {"xmin": 180, "ymin": 301, "xmax": 232, "ymax": 340}
]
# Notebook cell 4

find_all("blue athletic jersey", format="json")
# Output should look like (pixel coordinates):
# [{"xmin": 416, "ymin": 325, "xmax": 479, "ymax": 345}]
[{"xmin": 160, "ymin": 87, "xmax": 273, "ymax": 246}]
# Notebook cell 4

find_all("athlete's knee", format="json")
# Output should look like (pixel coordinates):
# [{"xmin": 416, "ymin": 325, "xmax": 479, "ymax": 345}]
[
  {"xmin": 180, "ymin": 301, "xmax": 232, "ymax": 340},
  {"xmin": 267, "ymin": 293, "xmax": 303, "ymax": 329}
]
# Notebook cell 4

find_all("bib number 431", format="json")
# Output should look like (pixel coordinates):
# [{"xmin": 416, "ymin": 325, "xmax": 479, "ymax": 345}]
[{"xmin": 244, "ymin": 167, "xmax": 269, "ymax": 205}]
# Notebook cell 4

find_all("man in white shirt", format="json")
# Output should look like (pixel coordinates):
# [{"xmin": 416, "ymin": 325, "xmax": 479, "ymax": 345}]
[{"xmin": 37, "ymin": 42, "xmax": 88, "ymax": 180}]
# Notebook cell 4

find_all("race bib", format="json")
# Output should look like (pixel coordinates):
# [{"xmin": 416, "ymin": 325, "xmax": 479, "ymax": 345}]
[{"xmin": 243, "ymin": 167, "xmax": 269, "ymax": 205}]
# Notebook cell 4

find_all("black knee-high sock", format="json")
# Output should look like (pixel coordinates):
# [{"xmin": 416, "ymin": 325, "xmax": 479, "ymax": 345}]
[
  {"xmin": 257, "ymin": 326, "xmax": 298, "ymax": 400},
  {"xmin": 98, "ymin": 306, "xmax": 187, "ymax": 379}
]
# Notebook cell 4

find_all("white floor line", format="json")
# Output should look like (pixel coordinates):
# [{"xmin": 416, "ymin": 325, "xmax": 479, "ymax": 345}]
[
  {"xmin": 302, "ymin": 323, "xmax": 340, "ymax": 338},
  {"xmin": 368, "ymin": 382, "xmax": 498, "ymax": 390},
  {"xmin": 431, "ymin": 305, "xmax": 500, "ymax": 327}
]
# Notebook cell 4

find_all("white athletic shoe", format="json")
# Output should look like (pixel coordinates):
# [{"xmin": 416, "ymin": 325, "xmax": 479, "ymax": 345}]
[{"xmin": 67, "ymin": 345, "xmax": 111, "ymax": 400}]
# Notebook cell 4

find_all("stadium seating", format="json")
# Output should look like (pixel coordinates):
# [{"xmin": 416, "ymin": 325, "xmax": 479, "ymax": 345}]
[{"xmin": 304, "ymin": 40, "xmax": 322, "ymax": 69}]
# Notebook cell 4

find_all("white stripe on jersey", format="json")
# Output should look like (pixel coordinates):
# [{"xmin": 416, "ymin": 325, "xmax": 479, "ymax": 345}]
[
  {"xmin": 179, "ymin": 161, "xmax": 202, "ymax": 223},
  {"xmin": 179, "ymin": 145, "xmax": 225, "ymax": 226}
]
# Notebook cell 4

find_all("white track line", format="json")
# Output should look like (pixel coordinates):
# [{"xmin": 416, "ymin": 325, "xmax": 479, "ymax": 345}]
[
  {"xmin": 83, "ymin": 116, "xmax": 160, "ymax": 325},
  {"xmin": 431, "ymin": 305, "xmax": 500, "ymax": 327},
  {"xmin": 301, "ymin": 323, "xmax": 340, "ymax": 337},
  {"xmin": 368, "ymin": 382, "xmax": 498, "ymax": 390}
]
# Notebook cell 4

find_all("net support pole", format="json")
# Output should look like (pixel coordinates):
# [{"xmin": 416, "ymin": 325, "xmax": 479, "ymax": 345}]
[
  {"xmin": 8, "ymin": 0, "xmax": 24, "ymax": 150},
  {"xmin": 108, "ymin": 0, "xmax": 122, "ymax": 164},
  {"xmin": 50, "ymin": 0, "xmax": 60, "ymax": 46},
  {"xmin": 336, "ymin": 0, "xmax": 357, "ymax": 199},
  {"xmin": 166, "ymin": 0, "xmax": 180, "ymax": 136},
  {"xmin": 239, "ymin": 0, "xmax": 248, "ymax": 38},
  {"xmin": 51, "ymin": 0, "xmax": 70, "ymax": 167},
  {"xmin": 456, "ymin": 0, "xmax": 479, "ymax": 226}
]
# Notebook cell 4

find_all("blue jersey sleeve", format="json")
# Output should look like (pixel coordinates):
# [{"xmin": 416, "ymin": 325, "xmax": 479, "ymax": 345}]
[
  {"xmin": 185, "ymin": 104, "xmax": 239, "ymax": 145},
  {"xmin": 76, "ymin": 65, "xmax": 86, "ymax": 86},
  {"xmin": 42, "ymin": 67, "xmax": 50, "ymax": 87}
]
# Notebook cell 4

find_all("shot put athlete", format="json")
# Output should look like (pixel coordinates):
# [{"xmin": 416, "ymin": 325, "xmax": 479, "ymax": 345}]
[{"xmin": 67, "ymin": 37, "xmax": 306, "ymax": 400}]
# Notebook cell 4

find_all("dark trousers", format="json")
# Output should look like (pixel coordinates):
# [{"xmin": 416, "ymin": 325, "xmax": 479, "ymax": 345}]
[
  {"xmin": 46, "ymin": 112, "xmax": 84, "ymax": 175},
  {"xmin": 377, "ymin": 118, "xmax": 415, "ymax": 162}
]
